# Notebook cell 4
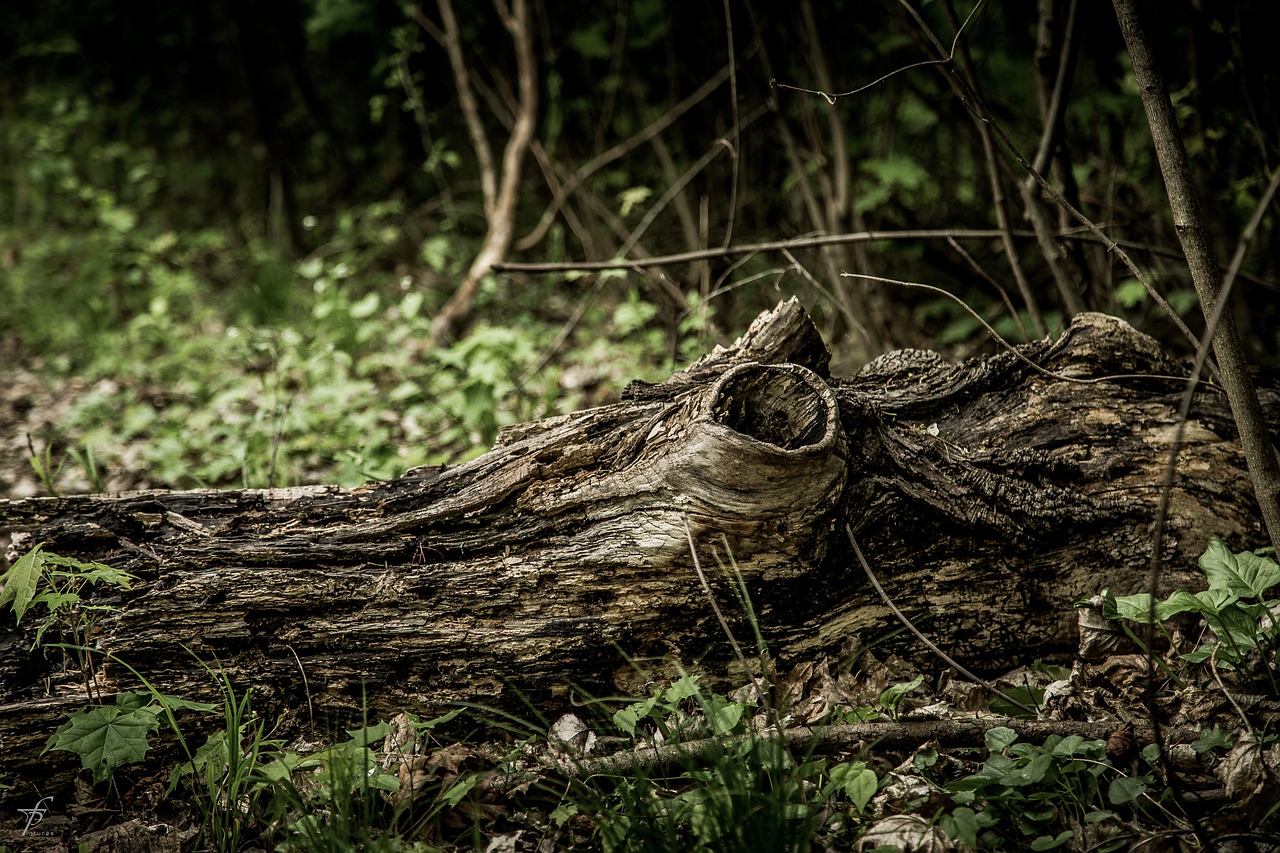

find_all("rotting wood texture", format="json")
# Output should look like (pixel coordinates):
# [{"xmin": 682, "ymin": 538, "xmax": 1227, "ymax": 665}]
[{"xmin": 1, "ymin": 297, "xmax": 1276, "ymax": 787}]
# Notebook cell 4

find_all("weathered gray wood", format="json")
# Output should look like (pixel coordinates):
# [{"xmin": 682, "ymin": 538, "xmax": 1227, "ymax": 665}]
[{"xmin": 1, "ymin": 298, "xmax": 1274, "ymax": 802}]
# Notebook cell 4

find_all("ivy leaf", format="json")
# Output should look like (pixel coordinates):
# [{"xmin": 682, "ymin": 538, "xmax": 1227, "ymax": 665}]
[
  {"xmin": 0, "ymin": 544, "xmax": 46, "ymax": 623},
  {"xmin": 44, "ymin": 706, "xmax": 161, "ymax": 783}
]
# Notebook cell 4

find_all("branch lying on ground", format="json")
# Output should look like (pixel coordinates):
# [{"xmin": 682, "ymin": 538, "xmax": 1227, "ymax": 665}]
[{"xmin": 477, "ymin": 717, "xmax": 1204, "ymax": 794}]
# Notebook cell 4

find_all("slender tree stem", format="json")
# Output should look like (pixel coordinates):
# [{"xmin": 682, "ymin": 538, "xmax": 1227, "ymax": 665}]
[{"xmin": 1113, "ymin": 0, "xmax": 1280, "ymax": 552}]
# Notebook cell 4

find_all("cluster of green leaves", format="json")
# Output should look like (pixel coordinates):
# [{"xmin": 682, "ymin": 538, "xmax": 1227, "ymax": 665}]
[
  {"xmin": 1097, "ymin": 537, "xmax": 1280, "ymax": 689},
  {"xmin": 42, "ymin": 660, "xmax": 433, "ymax": 851},
  {"xmin": 0, "ymin": 543, "xmax": 136, "ymax": 695},
  {"xmin": 935, "ymin": 727, "xmax": 1169, "ymax": 851}
]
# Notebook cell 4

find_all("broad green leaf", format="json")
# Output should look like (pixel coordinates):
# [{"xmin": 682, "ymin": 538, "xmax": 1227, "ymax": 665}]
[
  {"xmin": 1107, "ymin": 775, "xmax": 1147, "ymax": 804},
  {"xmin": 1194, "ymin": 587, "xmax": 1239, "ymax": 613},
  {"xmin": 415, "ymin": 706, "xmax": 465, "ymax": 731},
  {"xmin": 1201, "ymin": 605, "xmax": 1259, "ymax": 662},
  {"xmin": 1192, "ymin": 727, "xmax": 1233, "ymax": 753},
  {"xmin": 32, "ymin": 590, "xmax": 80, "ymax": 615},
  {"xmin": 836, "ymin": 764, "xmax": 878, "ymax": 812},
  {"xmin": 1111, "ymin": 592, "xmax": 1156, "ymax": 622},
  {"xmin": 1051, "ymin": 735, "xmax": 1087, "ymax": 757},
  {"xmin": 1000, "ymin": 752, "xmax": 1053, "ymax": 786},
  {"xmin": 880, "ymin": 674, "xmax": 925, "ymax": 711},
  {"xmin": 0, "ymin": 544, "xmax": 46, "ymax": 623},
  {"xmin": 1200, "ymin": 537, "xmax": 1280, "ymax": 598},
  {"xmin": 344, "ymin": 720, "xmax": 392, "ymax": 747},
  {"xmin": 613, "ymin": 693, "xmax": 659, "ymax": 737},
  {"xmin": 1031, "ymin": 831, "xmax": 1074, "ymax": 850},
  {"xmin": 940, "ymin": 806, "xmax": 980, "ymax": 849},
  {"xmin": 985, "ymin": 726, "xmax": 1019, "ymax": 753},
  {"xmin": 44, "ymin": 706, "xmax": 160, "ymax": 784},
  {"xmin": 1115, "ymin": 278, "xmax": 1148, "ymax": 308},
  {"xmin": 551, "ymin": 803, "xmax": 579, "ymax": 826},
  {"xmin": 703, "ymin": 694, "xmax": 744, "ymax": 736},
  {"xmin": 1153, "ymin": 590, "xmax": 1203, "ymax": 621},
  {"xmin": 441, "ymin": 774, "xmax": 477, "ymax": 807},
  {"xmin": 664, "ymin": 674, "xmax": 701, "ymax": 704}
]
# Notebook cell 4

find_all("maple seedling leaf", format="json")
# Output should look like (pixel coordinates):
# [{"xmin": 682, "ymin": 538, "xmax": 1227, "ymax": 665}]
[
  {"xmin": 0, "ymin": 543, "xmax": 46, "ymax": 623},
  {"xmin": 44, "ymin": 705, "xmax": 161, "ymax": 784}
]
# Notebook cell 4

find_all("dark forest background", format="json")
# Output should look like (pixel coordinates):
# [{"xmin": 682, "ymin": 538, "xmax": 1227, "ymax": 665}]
[{"xmin": 3, "ymin": 0, "xmax": 1279, "ymax": 490}]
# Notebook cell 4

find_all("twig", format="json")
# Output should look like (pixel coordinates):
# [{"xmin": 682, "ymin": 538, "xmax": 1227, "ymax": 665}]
[
  {"xmin": 890, "ymin": 0, "xmax": 1207, "ymax": 365},
  {"xmin": 479, "ymin": 714, "xmax": 1203, "ymax": 795},
  {"xmin": 840, "ymin": 272, "xmax": 1218, "ymax": 390},
  {"xmin": 684, "ymin": 513, "xmax": 753, "ymax": 684},
  {"xmin": 515, "ymin": 65, "xmax": 733, "ymax": 252},
  {"xmin": 494, "ymin": 228, "xmax": 1021, "ymax": 272},
  {"xmin": 845, "ymin": 525, "xmax": 1038, "ymax": 716},
  {"xmin": 719, "ymin": 0, "xmax": 740, "ymax": 249},
  {"xmin": 421, "ymin": 2, "xmax": 495, "ymax": 214},
  {"xmin": 427, "ymin": 0, "xmax": 538, "ymax": 345}
]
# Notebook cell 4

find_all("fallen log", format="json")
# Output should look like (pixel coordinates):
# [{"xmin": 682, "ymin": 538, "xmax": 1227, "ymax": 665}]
[{"xmin": 0, "ymin": 298, "xmax": 1274, "ymax": 794}]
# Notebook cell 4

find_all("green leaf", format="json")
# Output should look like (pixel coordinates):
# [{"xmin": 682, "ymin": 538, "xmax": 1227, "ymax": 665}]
[
  {"xmin": 703, "ymin": 693, "xmax": 744, "ymax": 736},
  {"xmin": 1115, "ymin": 278, "xmax": 1148, "ymax": 308},
  {"xmin": 985, "ymin": 727, "xmax": 1019, "ymax": 753},
  {"xmin": 879, "ymin": 674, "xmax": 924, "ymax": 712},
  {"xmin": 1192, "ymin": 727, "xmax": 1233, "ymax": 753},
  {"xmin": 835, "ymin": 764, "xmax": 878, "ymax": 812},
  {"xmin": 1107, "ymin": 775, "xmax": 1147, "ymax": 804},
  {"xmin": 1153, "ymin": 589, "xmax": 1204, "ymax": 621},
  {"xmin": 348, "ymin": 291, "xmax": 380, "ymax": 319},
  {"xmin": 551, "ymin": 802, "xmax": 579, "ymax": 826},
  {"xmin": 415, "ymin": 706, "xmax": 465, "ymax": 731},
  {"xmin": 344, "ymin": 720, "xmax": 392, "ymax": 747},
  {"xmin": 1000, "ymin": 752, "xmax": 1053, "ymax": 786},
  {"xmin": 1031, "ymin": 831, "xmax": 1074, "ymax": 850},
  {"xmin": 0, "ymin": 544, "xmax": 46, "ymax": 623},
  {"xmin": 44, "ymin": 706, "xmax": 161, "ymax": 784},
  {"xmin": 664, "ymin": 674, "xmax": 701, "ymax": 704},
  {"xmin": 441, "ymin": 774, "xmax": 477, "ymax": 807},
  {"xmin": 989, "ymin": 685, "xmax": 1043, "ymax": 718},
  {"xmin": 940, "ymin": 806, "xmax": 980, "ymax": 849},
  {"xmin": 1200, "ymin": 538, "xmax": 1280, "ymax": 599},
  {"xmin": 1110, "ymin": 592, "xmax": 1156, "ymax": 623}
]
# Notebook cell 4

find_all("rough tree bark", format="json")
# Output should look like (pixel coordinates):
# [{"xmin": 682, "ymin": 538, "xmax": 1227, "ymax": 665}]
[{"xmin": 1, "ymin": 299, "xmax": 1275, "ymax": 796}]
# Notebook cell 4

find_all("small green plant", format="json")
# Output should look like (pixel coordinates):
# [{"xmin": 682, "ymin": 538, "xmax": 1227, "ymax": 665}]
[
  {"xmin": 0, "ymin": 544, "xmax": 136, "ymax": 695},
  {"xmin": 938, "ymin": 727, "xmax": 1171, "ymax": 851},
  {"xmin": 43, "ymin": 690, "xmax": 216, "ymax": 784},
  {"xmin": 566, "ymin": 676, "xmax": 878, "ymax": 852},
  {"xmin": 260, "ymin": 720, "xmax": 404, "ymax": 851},
  {"xmin": 1092, "ymin": 537, "xmax": 1280, "ymax": 689}
]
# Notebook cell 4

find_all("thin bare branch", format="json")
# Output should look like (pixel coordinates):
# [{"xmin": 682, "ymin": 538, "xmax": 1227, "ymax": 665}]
[
  {"xmin": 1114, "ymin": 0, "xmax": 1280, "ymax": 552},
  {"xmin": 846, "ymin": 526, "xmax": 1037, "ymax": 715},
  {"xmin": 515, "ymin": 65, "xmax": 733, "ymax": 252},
  {"xmin": 429, "ymin": 0, "xmax": 538, "ymax": 345},
  {"xmin": 495, "ymin": 228, "xmax": 1018, "ymax": 272},
  {"xmin": 423, "ymin": 1, "xmax": 497, "ymax": 215}
]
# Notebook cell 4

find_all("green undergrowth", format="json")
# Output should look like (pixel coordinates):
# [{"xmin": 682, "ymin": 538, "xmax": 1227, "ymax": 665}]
[
  {"xmin": 8, "ymin": 537, "xmax": 1280, "ymax": 849},
  {"xmin": 8, "ymin": 197, "xmax": 698, "ymax": 492}
]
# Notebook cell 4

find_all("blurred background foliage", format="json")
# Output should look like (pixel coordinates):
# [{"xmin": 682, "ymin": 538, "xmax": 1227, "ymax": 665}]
[{"xmin": 2, "ymin": 0, "xmax": 1278, "ymax": 492}]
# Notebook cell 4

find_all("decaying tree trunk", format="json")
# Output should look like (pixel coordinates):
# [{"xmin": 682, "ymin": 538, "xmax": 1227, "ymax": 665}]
[{"xmin": 1, "ymin": 298, "xmax": 1275, "ymax": 789}]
